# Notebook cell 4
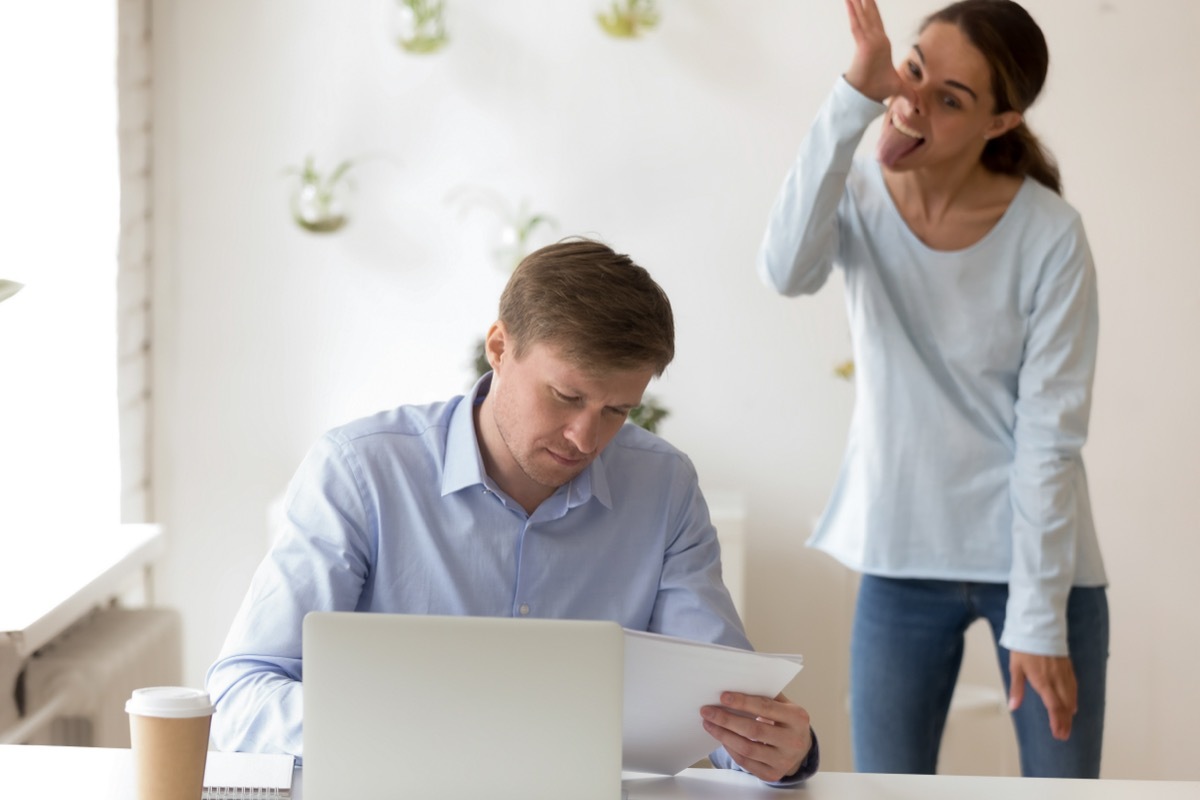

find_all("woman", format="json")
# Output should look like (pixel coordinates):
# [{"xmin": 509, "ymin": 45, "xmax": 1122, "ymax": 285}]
[{"xmin": 757, "ymin": 0, "xmax": 1108, "ymax": 778}]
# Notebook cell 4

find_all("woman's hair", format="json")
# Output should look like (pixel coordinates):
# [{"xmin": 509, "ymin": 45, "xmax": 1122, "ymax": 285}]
[
  {"xmin": 925, "ymin": 0, "xmax": 1062, "ymax": 194},
  {"xmin": 499, "ymin": 238, "xmax": 675, "ymax": 376}
]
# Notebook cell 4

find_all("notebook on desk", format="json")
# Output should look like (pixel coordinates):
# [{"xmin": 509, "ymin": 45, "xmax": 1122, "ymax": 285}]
[
  {"xmin": 203, "ymin": 750, "xmax": 294, "ymax": 799},
  {"xmin": 302, "ymin": 612, "xmax": 624, "ymax": 800}
]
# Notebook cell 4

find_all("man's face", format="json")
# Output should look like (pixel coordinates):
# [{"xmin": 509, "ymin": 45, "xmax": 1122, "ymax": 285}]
[{"xmin": 478, "ymin": 324, "xmax": 655, "ymax": 510}]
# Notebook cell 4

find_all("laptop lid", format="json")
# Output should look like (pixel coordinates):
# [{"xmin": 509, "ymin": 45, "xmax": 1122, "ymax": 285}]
[{"xmin": 303, "ymin": 612, "xmax": 624, "ymax": 800}]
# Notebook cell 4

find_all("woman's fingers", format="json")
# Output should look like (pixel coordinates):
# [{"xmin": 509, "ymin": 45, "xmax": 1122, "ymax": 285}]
[{"xmin": 843, "ymin": 0, "xmax": 901, "ymax": 101}]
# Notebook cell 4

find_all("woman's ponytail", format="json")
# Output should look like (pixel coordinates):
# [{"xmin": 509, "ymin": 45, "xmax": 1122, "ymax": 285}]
[{"xmin": 983, "ymin": 123, "xmax": 1061, "ymax": 195}]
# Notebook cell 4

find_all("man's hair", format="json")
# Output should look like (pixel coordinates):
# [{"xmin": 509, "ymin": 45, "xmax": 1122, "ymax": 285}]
[{"xmin": 498, "ymin": 238, "xmax": 675, "ymax": 376}]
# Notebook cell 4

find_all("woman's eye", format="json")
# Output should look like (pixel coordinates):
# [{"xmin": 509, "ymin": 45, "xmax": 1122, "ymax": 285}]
[
  {"xmin": 906, "ymin": 61, "xmax": 921, "ymax": 78},
  {"xmin": 942, "ymin": 94, "xmax": 960, "ymax": 109}
]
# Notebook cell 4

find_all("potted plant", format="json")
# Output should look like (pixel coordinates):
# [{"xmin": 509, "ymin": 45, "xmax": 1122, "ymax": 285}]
[
  {"xmin": 596, "ymin": 0, "xmax": 660, "ymax": 38},
  {"xmin": 394, "ymin": 0, "xmax": 448, "ymax": 54},
  {"xmin": 0, "ymin": 280, "xmax": 23, "ymax": 304},
  {"xmin": 285, "ymin": 156, "xmax": 356, "ymax": 234},
  {"xmin": 447, "ymin": 187, "xmax": 558, "ymax": 273},
  {"xmin": 492, "ymin": 202, "xmax": 557, "ymax": 274}
]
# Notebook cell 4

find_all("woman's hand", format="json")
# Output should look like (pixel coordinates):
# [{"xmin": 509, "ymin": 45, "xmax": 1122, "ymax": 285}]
[
  {"xmin": 1008, "ymin": 650, "xmax": 1078, "ymax": 740},
  {"xmin": 843, "ymin": 0, "xmax": 904, "ymax": 102}
]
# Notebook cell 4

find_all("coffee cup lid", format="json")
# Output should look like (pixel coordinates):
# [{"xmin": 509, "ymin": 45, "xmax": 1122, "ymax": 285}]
[{"xmin": 125, "ymin": 687, "xmax": 215, "ymax": 718}]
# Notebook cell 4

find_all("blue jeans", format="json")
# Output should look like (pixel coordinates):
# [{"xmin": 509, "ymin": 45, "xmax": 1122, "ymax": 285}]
[{"xmin": 850, "ymin": 576, "xmax": 1108, "ymax": 777}]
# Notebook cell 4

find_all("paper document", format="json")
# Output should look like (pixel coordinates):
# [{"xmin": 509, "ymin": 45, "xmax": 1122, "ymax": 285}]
[{"xmin": 621, "ymin": 629, "xmax": 803, "ymax": 776}]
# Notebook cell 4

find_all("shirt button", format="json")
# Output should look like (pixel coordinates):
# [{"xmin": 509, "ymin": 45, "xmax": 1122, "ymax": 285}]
[{"xmin": 518, "ymin": 603, "xmax": 530, "ymax": 616}]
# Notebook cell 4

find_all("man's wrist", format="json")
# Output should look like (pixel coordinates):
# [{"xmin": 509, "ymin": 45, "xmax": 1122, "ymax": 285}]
[{"xmin": 767, "ymin": 729, "xmax": 821, "ymax": 787}]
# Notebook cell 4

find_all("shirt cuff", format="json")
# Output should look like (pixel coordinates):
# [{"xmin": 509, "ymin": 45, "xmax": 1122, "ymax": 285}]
[
  {"xmin": 832, "ymin": 76, "xmax": 887, "ymax": 127},
  {"xmin": 763, "ymin": 729, "xmax": 821, "ymax": 787}
]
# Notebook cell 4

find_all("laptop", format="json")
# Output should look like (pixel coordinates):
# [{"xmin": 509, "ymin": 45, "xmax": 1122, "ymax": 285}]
[{"xmin": 302, "ymin": 612, "xmax": 624, "ymax": 800}]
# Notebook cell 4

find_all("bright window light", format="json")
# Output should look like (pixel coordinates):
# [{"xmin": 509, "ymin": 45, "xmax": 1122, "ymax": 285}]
[{"xmin": 0, "ymin": 4, "xmax": 121, "ymax": 531}]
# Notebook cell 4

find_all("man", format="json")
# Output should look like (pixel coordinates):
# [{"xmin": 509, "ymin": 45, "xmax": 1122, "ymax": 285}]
[{"xmin": 206, "ymin": 239, "xmax": 818, "ymax": 784}]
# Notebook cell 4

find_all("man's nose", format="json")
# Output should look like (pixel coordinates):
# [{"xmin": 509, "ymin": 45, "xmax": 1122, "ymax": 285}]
[{"xmin": 563, "ymin": 411, "xmax": 600, "ymax": 455}]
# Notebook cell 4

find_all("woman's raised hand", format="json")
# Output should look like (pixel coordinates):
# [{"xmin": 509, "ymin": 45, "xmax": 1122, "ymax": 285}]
[{"xmin": 844, "ymin": 0, "xmax": 903, "ymax": 102}]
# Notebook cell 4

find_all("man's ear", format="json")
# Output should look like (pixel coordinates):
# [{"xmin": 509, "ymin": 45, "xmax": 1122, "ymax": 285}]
[
  {"xmin": 484, "ymin": 322, "xmax": 507, "ymax": 373},
  {"xmin": 986, "ymin": 110, "xmax": 1023, "ymax": 141}
]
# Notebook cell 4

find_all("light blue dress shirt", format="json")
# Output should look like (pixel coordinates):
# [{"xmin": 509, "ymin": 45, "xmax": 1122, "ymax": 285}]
[
  {"xmin": 757, "ymin": 78, "xmax": 1107, "ymax": 657},
  {"xmin": 206, "ymin": 374, "xmax": 797, "ymax": 777}
]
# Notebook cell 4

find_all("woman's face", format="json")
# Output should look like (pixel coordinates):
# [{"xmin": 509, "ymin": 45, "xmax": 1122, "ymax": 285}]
[{"xmin": 876, "ymin": 21, "xmax": 1021, "ymax": 171}]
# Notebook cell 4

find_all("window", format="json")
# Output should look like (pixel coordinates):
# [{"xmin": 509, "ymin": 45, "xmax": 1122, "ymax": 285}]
[{"xmin": 0, "ymin": 4, "xmax": 121, "ymax": 530}]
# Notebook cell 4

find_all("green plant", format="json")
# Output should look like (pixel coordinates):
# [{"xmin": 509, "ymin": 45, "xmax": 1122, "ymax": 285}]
[
  {"xmin": 395, "ymin": 0, "xmax": 448, "ymax": 54},
  {"xmin": 0, "ymin": 280, "xmax": 22, "ymax": 304},
  {"xmin": 447, "ymin": 187, "xmax": 558, "ymax": 273},
  {"xmin": 471, "ymin": 337, "xmax": 491, "ymax": 379},
  {"xmin": 628, "ymin": 396, "xmax": 669, "ymax": 434},
  {"xmin": 493, "ymin": 203, "xmax": 557, "ymax": 274},
  {"xmin": 285, "ymin": 156, "xmax": 356, "ymax": 234},
  {"xmin": 597, "ymin": 0, "xmax": 660, "ymax": 38}
]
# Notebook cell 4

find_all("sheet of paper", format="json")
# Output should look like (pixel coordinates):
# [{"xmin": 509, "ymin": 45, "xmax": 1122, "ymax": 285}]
[{"xmin": 621, "ymin": 629, "xmax": 803, "ymax": 776}]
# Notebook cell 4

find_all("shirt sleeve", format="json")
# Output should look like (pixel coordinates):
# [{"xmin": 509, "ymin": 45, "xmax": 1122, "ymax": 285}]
[
  {"xmin": 646, "ymin": 454, "xmax": 750, "ymax": 650},
  {"xmin": 709, "ymin": 730, "xmax": 821, "ymax": 786},
  {"xmin": 205, "ymin": 433, "xmax": 374, "ymax": 758},
  {"xmin": 646, "ymin": 455, "xmax": 819, "ymax": 782},
  {"xmin": 1001, "ymin": 216, "xmax": 1099, "ymax": 656},
  {"xmin": 757, "ymin": 77, "xmax": 883, "ymax": 298}
]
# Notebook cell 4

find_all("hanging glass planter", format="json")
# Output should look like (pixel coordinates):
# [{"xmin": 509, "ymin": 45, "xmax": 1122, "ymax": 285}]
[
  {"xmin": 286, "ymin": 156, "xmax": 355, "ymax": 234},
  {"xmin": 446, "ymin": 187, "xmax": 557, "ymax": 274},
  {"xmin": 394, "ymin": 0, "xmax": 448, "ymax": 55},
  {"xmin": 596, "ymin": 0, "xmax": 660, "ymax": 39},
  {"xmin": 0, "ymin": 280, "xmax": 23, "ymax": 304},
  {"xmin": 492, "ymin": 203, "xmax": 557, "ymax": 275}
]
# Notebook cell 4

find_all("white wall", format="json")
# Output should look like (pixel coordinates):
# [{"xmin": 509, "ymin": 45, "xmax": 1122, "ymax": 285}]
[{"xmin": 150, "ymin": 0, "xmax": 1200, "ymax": 779}]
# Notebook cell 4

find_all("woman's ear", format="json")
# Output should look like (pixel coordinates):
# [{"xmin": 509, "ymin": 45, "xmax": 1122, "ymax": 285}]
[{"xmin": 985, "ymin": 110, "xmax": 1023, "ymax": 141}]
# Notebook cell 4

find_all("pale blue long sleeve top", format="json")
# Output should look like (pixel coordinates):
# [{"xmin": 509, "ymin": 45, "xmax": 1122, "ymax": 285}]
[
  {"xmin": 205, "ymin": 374, "xmax": 816, "ymax": 781},
  {"xmin": 757, "ymin": 78, "xmax": 1107, "ymax": 657}
]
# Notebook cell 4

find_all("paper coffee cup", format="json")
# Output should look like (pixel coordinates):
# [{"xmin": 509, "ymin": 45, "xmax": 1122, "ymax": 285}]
[{"xmin": 126, "ymin": 687, "xmax": 214, "ymax": 800}]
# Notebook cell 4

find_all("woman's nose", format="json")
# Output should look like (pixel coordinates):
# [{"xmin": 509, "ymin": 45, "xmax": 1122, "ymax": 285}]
[{"xmin": 893, "ymin": 68, "xmax": 921, "ymax": 113}]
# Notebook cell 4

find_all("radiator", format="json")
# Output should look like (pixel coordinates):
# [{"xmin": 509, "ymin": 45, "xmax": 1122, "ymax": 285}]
[{"xmin": 19, "ymin": 607, "xmax": 182, "ymax": 747}]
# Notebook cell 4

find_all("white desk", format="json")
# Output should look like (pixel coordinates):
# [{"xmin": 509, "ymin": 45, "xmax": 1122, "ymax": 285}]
[
  {"xmin": 2, "ymin": 745, "xmax": 1197, "ymax": 799},
  {"xmin": 624, "ymin": 768, "xmax": 1200, "ymax": 799}
]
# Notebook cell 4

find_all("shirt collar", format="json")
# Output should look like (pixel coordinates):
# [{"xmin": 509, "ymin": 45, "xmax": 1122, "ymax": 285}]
[
  {"xmin": 439, "ymin": 372, "xmax": 613, "ymax": 510},
  {"xmin": 441, "ymin": 373, "xmax": 492, "ymax": 497}
]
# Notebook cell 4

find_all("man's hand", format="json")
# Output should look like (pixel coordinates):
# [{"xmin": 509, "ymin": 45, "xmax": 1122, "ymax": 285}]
[
  {"xmin": 1009, "ymin": 650, "xmax": 1077, "ymax": 740},
  {"xmin": 701, "ymin": 692, "xmax": 813, "ymax": 783}
]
